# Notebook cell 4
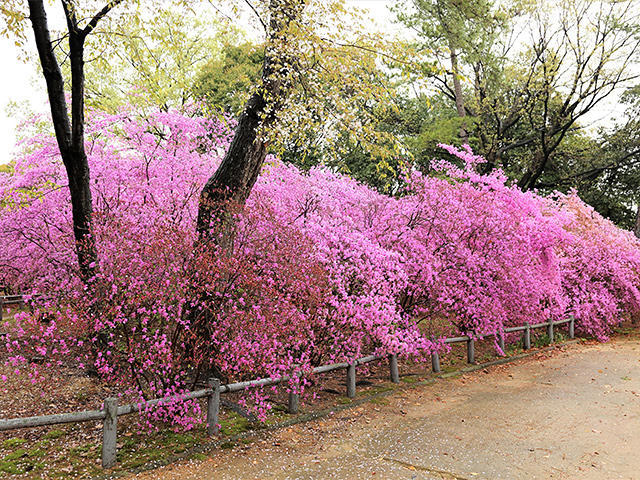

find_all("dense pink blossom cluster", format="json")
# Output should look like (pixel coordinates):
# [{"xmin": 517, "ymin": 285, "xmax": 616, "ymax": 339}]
[{"xmin": 2, "ymin": 107, "xmax": 639, "ymax": 421}]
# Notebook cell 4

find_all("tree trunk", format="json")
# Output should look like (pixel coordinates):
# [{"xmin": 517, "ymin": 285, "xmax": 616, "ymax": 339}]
[
  {"xmin": 28, "ymin": 0, "xmax": 97, "ymax": 281},
  {"xmin": 449, "ymin": 46, "xmax": 469, "ymax": 145},
  {"xmin": 195, "ymin": 91, "xmax": 268, "ymax": 243},
  {"xmin": 634, "ymin": 204, "xmax": 640, "ymax": 238},
  {"xmin": 196, "ymin": 0, "xmax": 304, "ymax": 243},
  {"xmin": 518, "ymin": 150, "xmax": 548, "ymax": 191}
]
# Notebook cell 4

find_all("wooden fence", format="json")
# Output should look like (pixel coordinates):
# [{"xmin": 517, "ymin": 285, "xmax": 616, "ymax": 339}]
[
  {"xmin": 0, "ymin": 295, "xmax": 26, "ymax": 321},
  {"xmin": 0, "ymin": 299, "xmax": 576, "ymax": 469},
  {"xmin": 0, "ymin": 294, "xmax": 48, "ymax": 321}
]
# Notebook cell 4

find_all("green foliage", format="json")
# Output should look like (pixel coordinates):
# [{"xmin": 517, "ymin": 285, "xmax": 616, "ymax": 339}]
[
  {"xmin": 0, "ymin": 163, "xmax": 14, "ymax": 175},
  {"xmin": 390, "ymin": 0, "xmax": 640, "ymax": 230},
  {"xmin": 394, "ymin": 0, "xmax": 509, "ymax": 64},
  {"xmin": 554, "ymin": 87, "xmax": 640, "ymax": 230},
  {"xmin": 0, "ymin": 1, "xmax": 27, "ymax": 47},
  {"xmin": 194, "ymin": 42, "xmax": 264, "ymax": 116},
  {"xmin": 70, "ymin": 6, "xmax": 239, "ymax": 112},
  {"xmin": 191, "ymin": 4, "xmax": 429, "ymax": 191},
  {"xmin": 0, "ymin": 446, "xmax": 45, "ymax": 475}
]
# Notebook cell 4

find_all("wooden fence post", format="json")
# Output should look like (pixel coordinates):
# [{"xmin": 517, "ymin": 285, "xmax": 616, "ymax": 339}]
[
  {"xmin": 467, "ymin": 337, "xmax": 475, "ymax": 364},
  {"xmin": 0, "ymin": 297, "xmax": 3, "ymax": 321},
  {"xmin": 523, "ymin": 323, "xmax": 531, "ymax": 350},
  {"xmin": 389, "ymin": 354, "xmax": 400, "ymax": 383},
  {"xmin": 547, "ymin": 320, "xmax": 554, "ymax": 343},
  {"xmin": 498, "ymin": 333, "xmax": 505, "ymax": 353},
  {"xmin": 431, "ymin": 351, "xmax": 441, "ymax": 373},
  {"xmin": 101, "ymin": 397, "xmax": 118, "ymax": 469},
  {"xmin": 288, "ymin": 390, "xmax": 300, "ymax": 414},
  {"xmin": 346, "ymin": 362, "xmax": 356, "ymax": 398},
  {"xmin": 569, "ymin": 316, "xmax": 575, "ymax": 339},
  {"xmin": 206, "ymin": 378, "xmax": 220, "ymax": 436}
]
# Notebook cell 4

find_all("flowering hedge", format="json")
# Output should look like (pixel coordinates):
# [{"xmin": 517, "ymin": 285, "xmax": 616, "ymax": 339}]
[{"xmin": 1, "ymin": 106, "xmax": 639, "ymax": 422}]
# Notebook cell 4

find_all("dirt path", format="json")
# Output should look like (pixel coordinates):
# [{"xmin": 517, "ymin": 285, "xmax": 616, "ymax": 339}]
[{"xmin": 132, "ymin": 338, "xmax": 640, "ymax": 480}]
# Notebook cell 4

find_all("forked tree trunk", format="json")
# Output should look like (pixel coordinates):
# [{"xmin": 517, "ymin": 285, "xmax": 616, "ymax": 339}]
[{"xmin": 28, "ymin": 0, "xmax": 98, "ymax": 281}]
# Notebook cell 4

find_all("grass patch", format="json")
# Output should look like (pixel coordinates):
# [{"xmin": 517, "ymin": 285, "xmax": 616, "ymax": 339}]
[
  {"xmin": 44, "ymin": 429, "xmax": 66, "ymax": 440},
  {"xmin": 116, "ymin": 429, "xmax": 205, "ymax": 470},
  {"xmin": 219, "ymin": 411, "xmax": 252, "ymax": 436},
  {"xmin": 365, "ymin": 385, "xmax": 394, "ymax": 395},
  {"xmin": 533, "ymin": 331, "xmax": 567, "ymax": 348},
  {"xmin": 0, "ymin": 461, "xmax": 24, "ymax": 475},
  {"xmin": 0, "ymin": 447, "xmax": 46, "ymax": 475},
  {"xmin": 70, "ymin": 443, "xmax": 96, "ymax": 457},
  {"xmin": 1, "ymin": 439, "xmax": 25, "ymax": 449},
  {"xmin": 3, "ymin": 449, "xmax": 28, "ymax": 462},
  {"xmin": 400, "ymin": 376, "xmax": 419, "ymax": 384}
]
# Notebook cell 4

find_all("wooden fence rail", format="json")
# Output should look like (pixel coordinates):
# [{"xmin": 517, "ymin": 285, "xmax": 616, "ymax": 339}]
[
  {"xmin": 0, "ymin": 294, "xmax": 48, "ymax": 321},
  {"xmin": 0, "ymin": 315, "xmax": 576, "ymax": 469}
]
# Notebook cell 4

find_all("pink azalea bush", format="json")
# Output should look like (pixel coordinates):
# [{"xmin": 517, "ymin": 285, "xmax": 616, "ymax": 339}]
[{"xmin": 1, "ymin": 107, "xmax": 640, "ymax": 423}]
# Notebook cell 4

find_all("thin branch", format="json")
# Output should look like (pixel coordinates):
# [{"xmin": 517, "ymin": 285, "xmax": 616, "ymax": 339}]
[
  {"xmin": 82, "ymin": 0, "xmax": 126, "ymax": 38},
  {"xmin": 244, "ymin": 0, "xmax": 267, "ymax": 32}
]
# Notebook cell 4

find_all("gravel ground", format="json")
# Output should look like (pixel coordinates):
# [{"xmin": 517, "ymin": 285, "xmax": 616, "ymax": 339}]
[{"xmin": 132, "ymin": 337, "xmax": 640, "ymax": 480}]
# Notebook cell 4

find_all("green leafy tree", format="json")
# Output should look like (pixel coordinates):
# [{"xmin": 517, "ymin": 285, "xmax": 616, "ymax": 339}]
[
  {"xmin": 193, "ymin": 2, "xmax": 426, "ymax": 199},
  {"xmin": 194, "ymin": 42, "xmax": 264, "ymax": 116},
  {"xmin": 78, "ymin": 6, "xmax": 235, "ymax": 112},
  {"xmin": 196, "ymin": 0, "xmax": 424, "ymax": 239},
  {"xmin": 397, "ymin": 0, "xmax": 640, "ymax": 194},
  {"xmin": 396, "ymin": 0, "xmax": 509, "ymax": 145},
  {"xmin": 535, "ymin": 85, "xmax": 640, "ymax": 231}
]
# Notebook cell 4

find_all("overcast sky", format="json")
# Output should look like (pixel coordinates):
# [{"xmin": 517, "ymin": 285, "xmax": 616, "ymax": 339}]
[{"xmin": 0, "ymin": 0, "xmax": 626, "ymax": 163}]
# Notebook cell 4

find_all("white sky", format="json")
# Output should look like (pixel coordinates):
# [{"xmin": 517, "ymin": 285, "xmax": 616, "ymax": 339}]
[
  {"xmin": 0, "ymin": 39, "xmax": 41, "ymax": 162},
  {"xmin": 0, "ymin": 0, "xmax": 629, "ymax": 163}
]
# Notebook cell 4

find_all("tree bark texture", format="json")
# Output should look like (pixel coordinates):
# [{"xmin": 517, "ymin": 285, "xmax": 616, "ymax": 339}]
[
  {"xmin": 196, "ymin": 0, "xmax": 305, "ymax": 241},
  {"xmin": 28, "ymin": 0, "xmax": 97, "ymax": 281},
  {"xmin": 449, "ymin": 46, "xmax": 469, "ymax": 145}
]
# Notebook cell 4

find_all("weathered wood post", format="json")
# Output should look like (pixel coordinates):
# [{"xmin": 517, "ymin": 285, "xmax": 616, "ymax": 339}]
[
  {"xmin": 431, "ymin": 351, "xmax": 441, "ymax": 373},
  {"xmin": 389, "ymin": 354, "xmax": 400, "ymax": 383},
  {"xmin": 288, "ymin": 390, "xmax": 300, "ymax": 414},
  {"xmin": 547, "ymin": 319, "xmax": 554, "ymax": 343},
  {"xmin": 467, "ymin": 336, "xmax": 475, "ymax": 364},
  {"xmin": 569, "ymin": 316, "xmax": 575, "ymax": 339},
  {"xmin": 498, "ymin": 332, "xmax": 505, "ymax": 353},
  {"xmin": 101, "ymin": 397, "xmax": 118, "ymax": 469},
  {"xmin": 346, "ymin": 362, "xmax": 356, "ymax": 399},
  {"xmin": 0, "ymin": 297, "xmax": 3, "ymax": 321},
  {"xmin": 523, "ymin": 323, "xmax": 531, "ymax": 350},
  {"xmin": 206, "ymin": 378, "xmax": 220, "ymax": 436}
]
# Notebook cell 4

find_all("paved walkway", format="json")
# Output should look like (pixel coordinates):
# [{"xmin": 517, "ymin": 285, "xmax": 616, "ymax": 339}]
[{"xmin": 134, "ymin": 338, "xmax": 640, "ymax": 479}]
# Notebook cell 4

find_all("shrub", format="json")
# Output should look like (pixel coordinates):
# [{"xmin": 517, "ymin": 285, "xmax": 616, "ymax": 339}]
[{"xmin": 2, "ymin": 107, "xmax": 639, "ymax": 423}]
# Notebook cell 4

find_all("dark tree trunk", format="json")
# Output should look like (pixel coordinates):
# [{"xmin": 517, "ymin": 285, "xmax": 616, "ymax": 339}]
[
  {"xmin": 195, "ymin": 91, "xmax": 268, "ymax": 240},
  {"xmin": 28, "ymin": 0, "xmax": 99, "ymax": 281},
  {"xmin": 196, "ymin": 0, "xmax": 304, "ymax": 242},
  {"xmin": 449, "ymin": 46, "xmax": 469, "ymax": 145},
  {"xmin": 518, "ymin": 150, "xmax": 549, "ymax": 191},
  {"xmin": 634, "ymin": 205, "xmax": 640, "ymax": 238}
]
